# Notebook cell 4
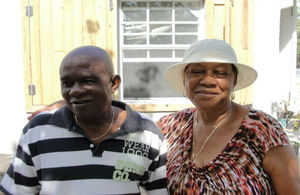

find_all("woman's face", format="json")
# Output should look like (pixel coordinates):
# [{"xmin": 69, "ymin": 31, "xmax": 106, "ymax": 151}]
[{"xmin": 183, "ymin": 62, "xmax": 237, "ymax": 109}]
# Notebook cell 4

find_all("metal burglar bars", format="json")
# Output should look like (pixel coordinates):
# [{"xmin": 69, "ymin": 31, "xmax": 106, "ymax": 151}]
[{"xmin": 119, "ymin": 0, "xmax": 204, "ymax": 102}]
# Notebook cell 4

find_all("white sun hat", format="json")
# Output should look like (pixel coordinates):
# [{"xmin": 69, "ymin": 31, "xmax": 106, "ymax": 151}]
[{"xmin": 165, "ymin": 39, "xmax": 257, "ymax": 94}]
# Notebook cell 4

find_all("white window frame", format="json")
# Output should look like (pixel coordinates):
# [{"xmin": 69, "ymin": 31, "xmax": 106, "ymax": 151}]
[{"xmin": 118, "ymin": 0, "xmax": 206, "ymax": 108}]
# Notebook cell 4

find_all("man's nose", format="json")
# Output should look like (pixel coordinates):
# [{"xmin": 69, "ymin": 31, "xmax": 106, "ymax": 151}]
[{"xmin": 69, "ymin": 82, "xmax": 86, "ymax": 96}]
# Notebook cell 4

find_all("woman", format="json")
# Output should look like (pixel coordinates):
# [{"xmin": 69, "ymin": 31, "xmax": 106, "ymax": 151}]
[{"xmin": 157, "ymin": 39, "xmax": 300, "ymax": 194}]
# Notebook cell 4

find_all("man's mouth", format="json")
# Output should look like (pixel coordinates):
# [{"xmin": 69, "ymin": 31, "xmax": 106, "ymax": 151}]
[{"xmin": 70, "ymin": 99, "xmax": 91, "ymax": 106}]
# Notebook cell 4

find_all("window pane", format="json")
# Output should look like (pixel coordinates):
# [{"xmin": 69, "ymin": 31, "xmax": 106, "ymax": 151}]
[
  {"xmin": 123, "ymin": 24, "xmax": 146, "ymax": 33},
  {"xmin": 150, "ymin": 49, "xmax": 172, "ymax": 58},
  {"xmin": 150, "ymin": 24, "xmax": 172, "ymax": 33},
  {"xmin": 175, "ymin": 24, "xmax": 198, "ymax": 32},
  {"xmin": 149, "ymin": 1, "xmax": 172, "ymax": 8},
  {"xmin": 175, "ymin": 2, "xmax": 200, "ymax": 9},
  {"xmin": 119, "ymin": 0, "xmax": 204, "ymax": 100},
  {"xmin": 124, "ymin": 50, "xmax": 147, "ymax": 58},
  {"xmin": 150, "ymin": 10, "xmax": 172, "ymax": 21},
  {"xmin": 175, "ymin": 49, "xmax": 185, "ymax": 58},
  {"xmin": 123, "ymin": 62, "xmax": 182, "ymax": 99},
  {"xmin": 175, "ymin": 35, "xmax": 197, "ymax": 44},
  {"xmin": 175, "ymin": 10, "xmax": 198, "ymax": 21},
  {"xmin": 121, "ymin": 1, "xmax": 147, "ymax": 8},
  {"xmin": 150, "ymin": 35, "xmax": 172, "ymax": 44},
  {"xmin": 123, "ymin": 10, "xmax": 146, "ymax": 21},
  {"xmin": 124, "ymin": 35, "xmax": 146, "ymax": 44}
]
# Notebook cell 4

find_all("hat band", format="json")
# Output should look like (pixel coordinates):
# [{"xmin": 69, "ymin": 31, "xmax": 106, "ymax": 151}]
[{"xmin": 183, "ymin": 51, "xmax": 238, "ymax": 64}]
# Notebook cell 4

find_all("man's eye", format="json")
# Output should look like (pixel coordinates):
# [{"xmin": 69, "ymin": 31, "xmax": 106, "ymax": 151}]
[
  {"xmin": 85, "ymin": 79, "xmax": 97, "ymax": 84},
  {"xmin": 62, "ymin": 81, "xmax": 72, "ymax": 87}
]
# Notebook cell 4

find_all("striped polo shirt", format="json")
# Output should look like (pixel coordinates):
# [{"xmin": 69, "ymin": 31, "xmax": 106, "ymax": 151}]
[{"xmin": 0, "ymin": 101, "xmax": 168, "ymax": 195}]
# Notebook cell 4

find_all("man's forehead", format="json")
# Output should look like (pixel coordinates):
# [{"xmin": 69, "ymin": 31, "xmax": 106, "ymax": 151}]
[
  {"xmin": 60, "ymin": 55, "xmax": 108, "ymax": 72},
  {"xmin": 63, "ymin": 53, "xmax": 105, "ymax": 64},
  {"xmin": 59, "ymin": 62, "xmax": 108, "ymax": 80},
  {"xmin": 60, "ymin": 47, "xmax": 113, "ymax": 75}
]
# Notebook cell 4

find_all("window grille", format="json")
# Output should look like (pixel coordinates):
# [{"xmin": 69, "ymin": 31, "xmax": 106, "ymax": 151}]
[{"xmin": 119, "ymin": 0, "xmax": 205, "ymax": 103}]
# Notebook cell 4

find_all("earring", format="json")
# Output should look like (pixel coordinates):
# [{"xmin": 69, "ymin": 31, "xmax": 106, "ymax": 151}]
[{"xmin": 230, "ymin": 92, "xmax": 235, "ymax": 100}]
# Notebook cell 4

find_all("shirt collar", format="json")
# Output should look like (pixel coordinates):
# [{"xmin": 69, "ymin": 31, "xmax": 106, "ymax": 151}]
[{"xmin": 48, "ymin": 100, "xmax": 143, "ymax": 135}]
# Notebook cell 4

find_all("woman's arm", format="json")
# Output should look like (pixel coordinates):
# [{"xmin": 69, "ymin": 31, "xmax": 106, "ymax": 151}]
[
  {"xmin": 263, "ymin": 145, "xmax": 300, "ymax": 195},
  {"xmin": 28, "ymin": 100, "xmax": 65, "ymax": 120}
]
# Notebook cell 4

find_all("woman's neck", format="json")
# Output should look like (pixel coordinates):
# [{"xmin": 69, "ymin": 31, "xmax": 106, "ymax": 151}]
[{"xmin": 196, "ymin": 101, "xmax": 234, "ymax": 127}]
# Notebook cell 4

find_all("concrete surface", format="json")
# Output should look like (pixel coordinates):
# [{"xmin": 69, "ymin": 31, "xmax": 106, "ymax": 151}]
[{"xmin": 0, "ymin": 154, "xmax": 12, "ymax": 184}]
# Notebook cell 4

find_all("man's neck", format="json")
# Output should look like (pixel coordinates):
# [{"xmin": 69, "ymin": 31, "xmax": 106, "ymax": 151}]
[{"xmin": 75, "ymin": 106, "xmax": 127, "ymax": 142}]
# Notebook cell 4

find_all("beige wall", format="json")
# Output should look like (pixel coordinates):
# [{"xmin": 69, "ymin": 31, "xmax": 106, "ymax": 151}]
[{"xmin": 253, "ymin": 0, "xmax": 297, "ymax": 115}]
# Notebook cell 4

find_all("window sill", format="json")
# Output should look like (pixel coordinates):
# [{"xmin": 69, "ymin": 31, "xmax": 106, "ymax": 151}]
[{"xmin": 128, "ymin": 103, "xmax": 194, "ymax": 112}]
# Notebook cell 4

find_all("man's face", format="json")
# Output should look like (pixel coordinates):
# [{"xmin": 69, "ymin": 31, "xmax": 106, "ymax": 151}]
[{"xmin": 60, "ymin": 54, "xmax": 113, "ymax": 119}]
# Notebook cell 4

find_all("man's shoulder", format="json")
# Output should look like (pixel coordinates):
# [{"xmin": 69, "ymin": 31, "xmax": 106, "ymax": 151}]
[
  {"xmin": 115, "ymin": 100, "xmax": 165, "ymax": 140},
  {"xmin": 24, "ymin": 107, "xmax": 69, "ymax": 134},
  {"xmin": 25, "ymin": 111, "xmax": 54, "ymax": 131},
  {"xmin": 139, "ymin": 112, "xmax": 164, "ymax": 139},
  {"xmin": 134, "ymin": 111, "xmax": 163, "ymax": 137}
]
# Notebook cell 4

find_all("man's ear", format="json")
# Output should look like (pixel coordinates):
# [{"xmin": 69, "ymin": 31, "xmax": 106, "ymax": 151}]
[{"xmin": 111, "ymin": 75, "xmax": 121, "ymax": 93}]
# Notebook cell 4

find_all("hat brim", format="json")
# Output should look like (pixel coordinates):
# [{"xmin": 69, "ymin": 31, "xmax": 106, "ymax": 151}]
[{"xmin": 165, "ymin": 61, "xmax": 257, "ymax": 94}]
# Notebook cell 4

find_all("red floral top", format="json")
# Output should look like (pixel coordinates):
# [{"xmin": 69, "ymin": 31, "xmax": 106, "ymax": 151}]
[{"xmin": 157, "ymin": 108, "xmax": 289, "ymax": 194}]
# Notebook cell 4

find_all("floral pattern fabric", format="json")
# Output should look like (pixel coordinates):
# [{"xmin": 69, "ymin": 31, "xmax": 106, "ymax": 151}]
[{"xmin": 157, "ymin": 108, "xmax": 289, "ymax": 195}]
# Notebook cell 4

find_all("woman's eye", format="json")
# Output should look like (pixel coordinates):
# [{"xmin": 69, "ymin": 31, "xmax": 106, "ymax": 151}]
[
  {"xmin": 215, "ymin": 71, "xmax": 229, "ymax": 76},
  {"xmin": 190, "ymin": 69, "xmax": 205, "ymax": 74}
]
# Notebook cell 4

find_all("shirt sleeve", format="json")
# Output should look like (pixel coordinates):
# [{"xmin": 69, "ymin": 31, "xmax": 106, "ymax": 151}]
[
  {"xmin": 157, "ymin": 114, "xmax": 175, "ymax": 137},
  {"xmin": 0, "ymin": 129, "xmax": 40, "ymax": 195},
  {"xmin": 139, "ymin": 138, "xmax": 168, "ymax": 195},
  {"xmin": 246, "ymin": 110, "xmax": 290, "ymax": 155},
  {"xmin": 262, "ymin": 113, "xmax": 290, "ymax": 152}
]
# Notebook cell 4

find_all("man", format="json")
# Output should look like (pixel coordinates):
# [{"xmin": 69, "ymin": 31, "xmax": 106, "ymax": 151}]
[{"xmin": 0, "ymin": 46, "xmax": 167, "ymax": 194}]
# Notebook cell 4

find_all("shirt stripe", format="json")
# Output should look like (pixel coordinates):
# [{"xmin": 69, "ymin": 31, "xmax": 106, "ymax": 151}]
[{"xmin": 1, "ymin": 101, "xmax": 168, "ymax": 194}]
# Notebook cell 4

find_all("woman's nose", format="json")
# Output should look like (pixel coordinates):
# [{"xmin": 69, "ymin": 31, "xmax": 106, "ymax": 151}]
[{"xmin": 199, "ymin": 73, "xmax": 217, "ymax": 86}]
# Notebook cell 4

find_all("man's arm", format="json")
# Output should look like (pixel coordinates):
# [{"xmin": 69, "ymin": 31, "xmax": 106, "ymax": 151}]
[
  {"xmin": 28, "ymin": 100, "xmax": 65, "ymax": 120},
  {"xmin": 140, "ymin": 139, "xmax": 168, "ymax": 194}
]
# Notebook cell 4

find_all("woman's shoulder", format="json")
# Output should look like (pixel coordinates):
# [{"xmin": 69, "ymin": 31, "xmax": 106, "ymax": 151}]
[
  {"xmin": 157, "ymin": 107, "xmax": 195, "ymax": 136},
  {"xmin": 243, "ymin": 107, "xmax": 289, "ymax": 151},
  {"xmin": 246, "ymin": 108, "xmax": 280, "ymax": 127},
  {"xmin": 158, "ymin": 107, "xmax": 195, "ymax": 124}
]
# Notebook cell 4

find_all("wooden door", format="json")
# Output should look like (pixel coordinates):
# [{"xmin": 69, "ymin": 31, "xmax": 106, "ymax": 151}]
[
  {"xmin": 228, "ymin": 0, "xmax": 254, "ymax": 105},
  {"xmin": 205, "ymin": 0, "xmax": 254, "ymax": 105},
  {"xmin": 206, "ymin": 0, "xmax": 228, "ymax": 40},
  {"xmin": 22, "ymin": 0, "xmax": 116, "ymax": 112}
]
